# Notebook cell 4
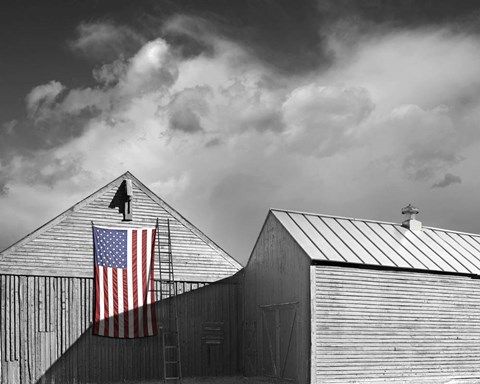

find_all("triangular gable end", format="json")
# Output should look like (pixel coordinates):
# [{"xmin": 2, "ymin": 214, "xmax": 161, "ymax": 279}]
[{"xmin": 0, "ymin": 171, "xmax": 242, "ymax": 281}]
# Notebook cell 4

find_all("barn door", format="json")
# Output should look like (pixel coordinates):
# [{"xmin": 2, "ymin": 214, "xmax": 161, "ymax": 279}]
[{"xmin": 260, "ymin": 303, "xmax": 298, "ymax": 380}]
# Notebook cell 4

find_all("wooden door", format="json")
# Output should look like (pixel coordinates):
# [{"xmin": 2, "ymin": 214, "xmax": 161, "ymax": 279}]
[{"xmin": 260, "ymin": 303, "xmax": 298, "ymax": 380}]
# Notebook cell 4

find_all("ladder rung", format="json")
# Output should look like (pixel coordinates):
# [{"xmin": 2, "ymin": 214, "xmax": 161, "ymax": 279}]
[
  {"xmin": 165, "ymin": 377, "xmax": 180, "ymax": 380},
  {"xmin": 165, "ymin": 360, "xmax": 179, "ymax": 364}
]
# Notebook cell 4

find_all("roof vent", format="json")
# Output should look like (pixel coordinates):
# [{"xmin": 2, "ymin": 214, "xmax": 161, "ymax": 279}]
[{"xmin": 401, "ymin": 204, "xmax": 421, "ymax": 231}]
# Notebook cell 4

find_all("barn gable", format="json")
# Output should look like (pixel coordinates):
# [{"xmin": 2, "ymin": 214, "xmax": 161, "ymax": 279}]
[{"xmin": 0, "ymin": 171, "xmax": 241, "ymax": 281}]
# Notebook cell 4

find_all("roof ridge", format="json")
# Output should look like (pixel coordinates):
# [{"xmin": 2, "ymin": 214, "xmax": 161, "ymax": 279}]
[{"xmin": 270, "ymin": 208, "xmax": 480, "ymax": 237}]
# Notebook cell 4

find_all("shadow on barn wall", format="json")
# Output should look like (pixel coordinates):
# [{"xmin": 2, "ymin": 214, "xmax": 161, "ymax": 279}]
[{"xmin": 35, "ymin": 275, "xmax": 243, "ymax": 384}]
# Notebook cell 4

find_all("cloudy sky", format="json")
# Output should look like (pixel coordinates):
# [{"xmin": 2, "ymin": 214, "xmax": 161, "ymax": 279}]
[{"xmin": 2, "ymin": 0, "xmax": 480, "ymax": 265}]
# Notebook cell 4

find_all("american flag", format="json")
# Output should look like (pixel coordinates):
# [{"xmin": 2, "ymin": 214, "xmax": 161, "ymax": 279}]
[{"xmin": 93, "ymin": 226, "xmax": 157, "ymax": 338}]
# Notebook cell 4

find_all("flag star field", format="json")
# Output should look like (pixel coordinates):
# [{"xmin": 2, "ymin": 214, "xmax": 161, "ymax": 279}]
[{"xmin": 94, "ymin": 228, "xmax": 128, "ymax": 268}]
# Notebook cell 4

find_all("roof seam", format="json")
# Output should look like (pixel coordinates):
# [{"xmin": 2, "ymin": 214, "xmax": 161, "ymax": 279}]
[
  {"xmin": 392, "ymin": 226, "xmax": 445, "ymax": 272},
  {"xmin": 333, "ymin": 217, "xmax": 383, "ymax": 265},
  {"xmin": 285, "ymin": 211, "xmax": 330, "ymax": 261}
]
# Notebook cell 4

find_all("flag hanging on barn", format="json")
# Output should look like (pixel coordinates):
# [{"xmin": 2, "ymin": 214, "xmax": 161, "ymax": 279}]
[{"xmin": 92, "ymin": 226, "xmax": 157, "ymax": 338}]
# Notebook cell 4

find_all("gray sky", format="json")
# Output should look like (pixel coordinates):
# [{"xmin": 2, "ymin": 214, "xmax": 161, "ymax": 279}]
[{"xmin": 2, "ymin": 0, "xmax": 480, "ymax": 265}]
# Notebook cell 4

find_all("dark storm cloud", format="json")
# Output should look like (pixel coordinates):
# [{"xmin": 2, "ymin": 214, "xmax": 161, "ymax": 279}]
[
  {"xmin": 317, "ymin": 0, "xmax": 480, "ymax": 28},
  {"xmin": 0, "ymin": 176, "xmax": 8, "ymax": 196},
  {"xmin": 140, "ymin": 0, "xmax": 328, "ymax": 74},
  {"xmin": 0, "ymin": 107, "xmax": 99, "ymax": 163},
  {"xmin": 205, "ymin": 138, "xmax": 222, "ymax": 148},
  {"xmin": 432, "ymin": 173, "xmax": 462, "ymax": 188},
  {"xmin": 169, "ymin": 109, "xmax": 203, "ymax": 133}
]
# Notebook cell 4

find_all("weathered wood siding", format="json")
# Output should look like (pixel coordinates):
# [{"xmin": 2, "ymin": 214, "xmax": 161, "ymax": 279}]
[
  {"xmin": 0, "ymin": 274, "xmax": 242, "ymax": 384},
  {"xmin": 311, "ymin": 265, "xmax": 480, "ymax": 383},
  {"xmin": 0, "ymin": 175, "xmax": 240, "ymax": 281},
  {"xmin": 244, "ymin": 213, "xmax": 311, "ymax": 384}
]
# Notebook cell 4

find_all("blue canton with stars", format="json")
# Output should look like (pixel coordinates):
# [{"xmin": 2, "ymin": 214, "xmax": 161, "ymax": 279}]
[{"xmin": 94, "ymin": 227, "xmax": 128, "ymax": 268}]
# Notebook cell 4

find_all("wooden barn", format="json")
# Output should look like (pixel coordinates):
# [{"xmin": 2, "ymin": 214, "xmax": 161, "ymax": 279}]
[
  {"xmin": 244, "ymin": 207, "xmax": 480, "ymax": 384},
  {"xmin": 0, "ymin": 171, "xmax": 243, "ymax": 383}
]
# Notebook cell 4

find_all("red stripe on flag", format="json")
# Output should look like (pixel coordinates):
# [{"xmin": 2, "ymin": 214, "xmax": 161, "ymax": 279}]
[
  {"xmin": 132, "ymin": 230, "xmax": 139, "ymax": 338},
  {"xmin": 94, "ymin": 265, "xmax": 101, "ymax": 335},
  {"xmin": 103, "ymin": 266, "xmax": 109, "ymax": 337},
  {"xmin": 123, "ymin": 263, "xmax": 129, "ymax": 339},
  {"xmin": 150, "ymin": 229, "xmax": 157, "ymax": 335},
  {"xmin": 142, "ymin": 229, "xmax": 148, "ymax": 337},
  {"xmin": 112, "ymin": 268, "xmax": 119, "ymax": 338}
]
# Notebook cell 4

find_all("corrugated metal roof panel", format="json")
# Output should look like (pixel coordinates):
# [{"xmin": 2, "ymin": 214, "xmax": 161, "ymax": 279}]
[
  {"xmin": 335, "ymin": 219, "xmax": 395, "ymax": 267},
  {"xmin": 271, "ymin": 209, "xmax": 480, "ymax": 275},
  {"xmin": 273, "ymin": 211, "xmax": 325, "ymax": 259},
  {"xmin": 290, "ymin": 214, "xmax": 345, "ymax": 262},
  {"xmin": 429, "ymin": 230, "xmax": 478, "ymax": 273},
  {"xmin": 395, "ymin": 227, "xmax": 448, "ymax": 272},
  {"xmin": 453, "ymin": 234, "xmax": 480, "ymax": 264},
  {"xmin": 324, "ymin": 218, "xmax": 379, "ymax": 265},
  {"xmin": 307, "ymin": 216, "xmax": 363, "ymax": 263},
  {"xmin": 377, "ymin": 224, "xmax": 428, "ymax": 269}
]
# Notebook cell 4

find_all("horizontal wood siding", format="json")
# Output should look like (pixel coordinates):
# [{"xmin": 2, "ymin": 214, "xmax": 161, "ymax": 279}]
[
  {"xmin": 0, "ymin": 178, "xmax": 240, "ymax": 281},
  {"xmin": 0, "ymin": 274, "xmax": 241, "ymax": 384},
  {"xmin": 311, "ymin": 265, "xmax": 480, "ymax": 383}
]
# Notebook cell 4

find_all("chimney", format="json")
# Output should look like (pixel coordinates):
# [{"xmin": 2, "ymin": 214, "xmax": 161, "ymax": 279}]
[{"xmin": 401, "ymin": 204, "xmax": 422, "ymax": 231}]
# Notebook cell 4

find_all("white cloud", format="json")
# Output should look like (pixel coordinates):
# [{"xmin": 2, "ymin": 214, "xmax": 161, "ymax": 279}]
[
  {"xmin": 25, "ymin": 81, "xmax": 65, "ymax": 119},
  {"xmin": 282, "ymin": 84, "xmax": 374, "ymax": 156},
  {"xmin": 70, "ymin": 22, "xmax": 146, "ymax": 61}
]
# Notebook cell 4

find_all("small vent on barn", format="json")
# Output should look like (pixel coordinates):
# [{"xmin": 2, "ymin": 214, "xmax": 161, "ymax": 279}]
[
  {"xmin": 401, "ymin": 204, "xmax": 422, "ymax": 231},
  {"xmin": 202, "ymin": 321, "xmax": 224, "ymax": 345}
]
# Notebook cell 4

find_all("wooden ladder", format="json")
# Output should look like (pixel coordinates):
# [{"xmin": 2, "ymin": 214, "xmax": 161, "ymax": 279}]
[{"xmin": 156, "ymin": 218, "xmax": 183, "ymax": 384}]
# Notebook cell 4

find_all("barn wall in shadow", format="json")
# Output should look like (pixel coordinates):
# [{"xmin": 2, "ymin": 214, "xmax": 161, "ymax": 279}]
[{"xmin": 0, "ymin": 273, "xmax": 242, "ymax": 384}]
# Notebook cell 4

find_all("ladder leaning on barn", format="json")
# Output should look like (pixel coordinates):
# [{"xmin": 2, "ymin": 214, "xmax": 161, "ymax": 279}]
[{"xmin": 156, "ymin": 218, "xmax": 183, "ymax": 384}]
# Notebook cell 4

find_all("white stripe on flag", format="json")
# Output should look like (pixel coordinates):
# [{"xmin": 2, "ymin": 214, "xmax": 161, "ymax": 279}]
[
  {"xmin": 146, "ymin": 229, "xmax": 153, "ymax": 336},
  {"xmin": 118, "ymin": 268, "xmax": 124, "ymax": 338},
  {"xmin": 127, "ymin": 229, "xmax": 134, "ymax": 338},
  {"xmin": 137, "ymin": 230, "xmax": 144, "ymax": 337},
  {"xmin": 107, "ymin": 267, "xmax": 114, "ymax": 337}
]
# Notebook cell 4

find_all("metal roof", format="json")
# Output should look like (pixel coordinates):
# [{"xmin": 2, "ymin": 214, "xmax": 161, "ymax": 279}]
[{"xmin": 271, "ymin": 209, "xmax": 480, "ymax": 275}]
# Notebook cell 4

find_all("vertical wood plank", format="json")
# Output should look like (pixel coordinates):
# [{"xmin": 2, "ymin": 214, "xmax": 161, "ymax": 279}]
[
  {"xmin": 1, "ymin": 275, "xmax": 5, "ymax": 369},
  {"xmin": 6, "ymin": 275, "xmax": 11, "ymax": 361},
  {"xmin": 19, "ymin": 277, "xmax": 26, "ymax": 384},
  {"xmin": 28, "ymin": 277, "xmax": 35, "ymax": 384}
]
